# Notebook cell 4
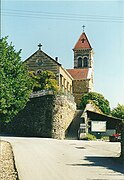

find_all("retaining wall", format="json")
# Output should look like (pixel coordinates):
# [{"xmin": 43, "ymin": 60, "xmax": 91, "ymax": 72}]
[{"xmin": 4, "ymin": 94, "xmax": 76, "ymax": 140}]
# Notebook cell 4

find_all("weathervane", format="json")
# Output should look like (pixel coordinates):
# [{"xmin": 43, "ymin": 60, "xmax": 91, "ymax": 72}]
[
  {"xmin": 38, "ymin": 43, "xmax": 42, "ymax": 50},
  {"xmin": 82, "ymin": 25, "xmax": 85, "ymax": 32}
]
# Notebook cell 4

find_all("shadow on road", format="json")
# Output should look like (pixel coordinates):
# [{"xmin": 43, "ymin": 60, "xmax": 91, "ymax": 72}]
[
  {"xmin": 75, "ymin": 146, "xmax": 85, "ymax": 149},
  {"xmin": 67, "ymin": 156, "xmax": 124, "ymax": 174}
]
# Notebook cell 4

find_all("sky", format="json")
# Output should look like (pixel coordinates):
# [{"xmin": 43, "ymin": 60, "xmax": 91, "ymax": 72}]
[{"xmin": 1, "ymin": 0, "xmax": 124, "ymax": 109}]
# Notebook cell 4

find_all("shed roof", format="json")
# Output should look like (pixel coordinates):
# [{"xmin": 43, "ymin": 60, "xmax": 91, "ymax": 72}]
[{"xmin": 87, "ymin": 110, "xmax": 122, "ymax": 122}]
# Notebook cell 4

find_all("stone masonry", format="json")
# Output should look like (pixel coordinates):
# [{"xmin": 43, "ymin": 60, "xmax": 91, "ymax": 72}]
[
  {"xmin": 3, "ymin": 94, "xmax": 76, "ymax": 140},
  {"xmin": 52, "ymin": 95, "xmax": 76, "ymax": 139},
  {"xmin": 72, "ymin": 79, "xmax": 90, "ymax": 106}
]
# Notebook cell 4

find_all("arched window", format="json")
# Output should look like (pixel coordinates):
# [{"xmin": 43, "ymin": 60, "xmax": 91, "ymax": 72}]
[
  {"xmin": 83, "ymin": 57, "xmax": 88, "ymax": 67},
  {"xmin": 78, "ymin": 57, "xmax": 82, "ymax": 67},
  {"xmin": 36, "ymin": 69, "xmax": 42, "ymax": 75}
]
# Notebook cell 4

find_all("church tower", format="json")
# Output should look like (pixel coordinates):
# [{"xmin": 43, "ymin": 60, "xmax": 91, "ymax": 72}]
[
  {"xmin": 67, "ymin": 29, "xmax": 94, "ymax": 107},
  {"xmin": 73, "ymin": 31, "xmax": 93, "ymax": 69}
]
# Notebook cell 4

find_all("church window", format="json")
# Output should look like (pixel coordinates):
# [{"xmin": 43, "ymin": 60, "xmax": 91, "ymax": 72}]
[
  {"xmin": 36, "ymin": 69, "xmax": 42, "ymax": 75},
  {"xmin": 83, "ymin": 57, "xmax": 88, "ymax": 67},
  {"xmin": 78, "ymin": 57, "xmax": 82, "ymax": 67}
]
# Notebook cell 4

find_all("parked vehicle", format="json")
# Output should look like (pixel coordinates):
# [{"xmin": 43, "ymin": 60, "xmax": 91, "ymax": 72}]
[{"xmin": 109, "ymin": 133, "xmax": 121, "ymax": 142}]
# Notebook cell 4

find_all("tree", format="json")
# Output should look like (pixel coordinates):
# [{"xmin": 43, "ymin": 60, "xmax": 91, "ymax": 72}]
[
  {"xmin": 0, "ymin": 37, "xmax": 32, "ymax": 122},
  {"xmin": 80, "ymin": 92, "xmax": 111, "ymax": 115},
  {"xmin": 112, "ymin": 104, "xmax": 124, "ymax": 159},
  {"xmin": 29, "ymin": 70, "xmax": 59, "ymax": 92},
  {"xmin": 111, "ymin": 104, "xmax": 124, "ymax": 119}
]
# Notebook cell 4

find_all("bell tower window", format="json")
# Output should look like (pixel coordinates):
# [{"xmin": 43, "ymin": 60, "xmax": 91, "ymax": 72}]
[
  {"xmin": 83, "ymin": 57, "xmax": 88, "ymax": 67},
  {"xmin": 78, "ymin": 57, "xmax": 82, "ymax": 67}
]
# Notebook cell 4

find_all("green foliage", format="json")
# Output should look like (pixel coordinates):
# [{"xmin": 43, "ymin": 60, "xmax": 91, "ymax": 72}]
[
  {"xmin": 80, "ymin": 92, "xmax": 111, "ymax": 115},
  {"xmin": 28, "ymin": 71, "xmax": 41, "ymax": 91},
  {"xmin": 101, "ymin": 136, "xmax": 109, "ymax": 141},
  {"xmin": 111, "ymin": 104, "xmax": 124, "ymax": 120},
  {"xmin": 0, "ymin": 37, "xmax": 32, "ymax": 122},
  {"xmin": 29, "ymin": 70, "xmax": 59, "ymax": 92},
  {"xmin": 82, "ymin": 134, "xmax": 96, "ymax": 141}
]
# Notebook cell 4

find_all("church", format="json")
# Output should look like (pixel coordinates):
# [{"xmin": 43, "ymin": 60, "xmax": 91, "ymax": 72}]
[{"xmin": 24, "ymin": 30, "xmax": 94, "ymax": 107}]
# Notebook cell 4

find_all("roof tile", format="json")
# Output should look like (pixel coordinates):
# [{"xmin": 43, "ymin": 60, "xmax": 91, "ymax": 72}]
[
  {"xmin": 74, "ymin": 32, "xmax": 92, "ymax": 50},
  {"xmin": 66, "ymin": 68, "xmax": 89, "ymax": 80}
]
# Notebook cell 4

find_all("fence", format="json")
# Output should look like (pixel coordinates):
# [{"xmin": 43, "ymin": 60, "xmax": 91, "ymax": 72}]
[
  {"xmin": 30, "ymin": 90, "xmax": 75, "ymax": 103},
  {"xmin": 30, "ymin": 90, "xmax": 54, "ymax": 98}
]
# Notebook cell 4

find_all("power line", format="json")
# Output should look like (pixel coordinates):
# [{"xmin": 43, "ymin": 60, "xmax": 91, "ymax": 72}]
[
  {"xmin": 2, "ymin": 9, "xmax": 124, "ymax": 23},
  {"xmin": 2, "ymin": 13, "xmax": 124, "ymax": 24},
  {"xmin": 2, "ymin": 9, "xmax": 124, "ymax": 20}
]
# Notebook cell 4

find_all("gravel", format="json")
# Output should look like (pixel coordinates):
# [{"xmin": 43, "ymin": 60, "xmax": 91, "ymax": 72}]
[{"xmin": 0, "ymin": 140, "xmax": 19, "ymax": 180}]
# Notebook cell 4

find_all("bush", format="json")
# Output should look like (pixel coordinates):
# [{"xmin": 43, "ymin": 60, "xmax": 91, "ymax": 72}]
[
  {"xmin": 80, "ymin": 92, "xmax": 111, "ymax": 115},
  {"xmin": 82, "ymin": 134, "xmax": 96, "ymax": 141},
  {"xmin": 101, "ymin": 136, "xmax": 109, "ymax": 141}
]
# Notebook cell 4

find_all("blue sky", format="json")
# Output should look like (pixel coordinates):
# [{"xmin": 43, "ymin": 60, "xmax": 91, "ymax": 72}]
[{"xmin": 1, "ymin": 0, "xmax": 124, "ymax": 108}]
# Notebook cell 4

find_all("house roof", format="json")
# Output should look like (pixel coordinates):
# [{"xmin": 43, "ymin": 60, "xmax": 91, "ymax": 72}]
[
  {"xmin": 74, "ymin": 32, "xmax": 92, "ymax": 50},
  {"xmin": 24, "ymin": 49, "xmax": 61, "ymax": 66},
  {"xmin": 66, "ymin": 68, "xmax": 89, "ymax": 80}
]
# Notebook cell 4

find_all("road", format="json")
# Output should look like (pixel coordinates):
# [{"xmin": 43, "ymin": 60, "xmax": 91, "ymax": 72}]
[{"xmin": 1, "ymin": 137, "xmax": 124, "ymax": 180}]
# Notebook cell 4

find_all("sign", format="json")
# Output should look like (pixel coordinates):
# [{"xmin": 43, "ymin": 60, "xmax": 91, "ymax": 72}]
[
  {"xmin": 91, "ymin": 121, "xmax": 106, "ymax": 132},
  {"xmin": 80, "ymin": 123, "xmax": 86, "ymax": 128}
]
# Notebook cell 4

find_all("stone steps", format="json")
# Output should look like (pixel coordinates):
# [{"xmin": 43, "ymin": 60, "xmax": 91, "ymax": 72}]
[{"xmin": 65, "ymin": 110, "xmax": 83, "ymax": 139}]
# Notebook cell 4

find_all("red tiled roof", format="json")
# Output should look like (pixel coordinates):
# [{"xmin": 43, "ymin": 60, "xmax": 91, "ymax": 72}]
[
  {"xmin": 74, "ymin": 32, "xmax": 92, "ymax": 50},
  {"xmin": 66, "ymin": 68, "xmax": 89, "ymax": 80}
]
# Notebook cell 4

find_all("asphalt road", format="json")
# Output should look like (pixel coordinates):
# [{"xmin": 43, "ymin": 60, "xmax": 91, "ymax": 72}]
[{"xmin": 1, "ymin": 137, "xmax": 124, "ymax": 180}]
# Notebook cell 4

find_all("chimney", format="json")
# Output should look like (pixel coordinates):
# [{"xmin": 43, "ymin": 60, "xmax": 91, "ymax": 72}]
[{"xmin": 55, "ymin": 57, "xmax": 58, "ymax": 62}]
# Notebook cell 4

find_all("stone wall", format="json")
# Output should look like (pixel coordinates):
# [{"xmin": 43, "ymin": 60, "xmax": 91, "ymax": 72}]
[
  {"xmin": 72, "ymin": 79, "xmax": 90, "ymax": 106},
  {"xmin": 52, "ymin": 95, "xmax": 76, "ymax": 139},
  {"xmin": 4, "ymin": 94, "xmax": 76, "ymax": 140},
  {"xmin": 25, "ymin": 49, "xmax": 59, "ymax": 76}
]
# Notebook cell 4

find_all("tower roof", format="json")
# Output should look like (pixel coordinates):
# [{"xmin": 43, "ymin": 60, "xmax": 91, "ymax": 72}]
[{"xmin": 74, "ymin": 32, "xmax": 92, "ymax": 50}]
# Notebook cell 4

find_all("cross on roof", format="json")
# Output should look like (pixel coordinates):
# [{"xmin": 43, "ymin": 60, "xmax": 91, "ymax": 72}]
[
  {"xmin": 81, "ymin": 38, "xmax": 85, "ymax": 43},
  {"xmin": 82, "ymin": 25, "xmax": 85, "ymax": 32},
  {"xmin": 38, "ymin": 43, "xmax": 42, "ymax": 50}
]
